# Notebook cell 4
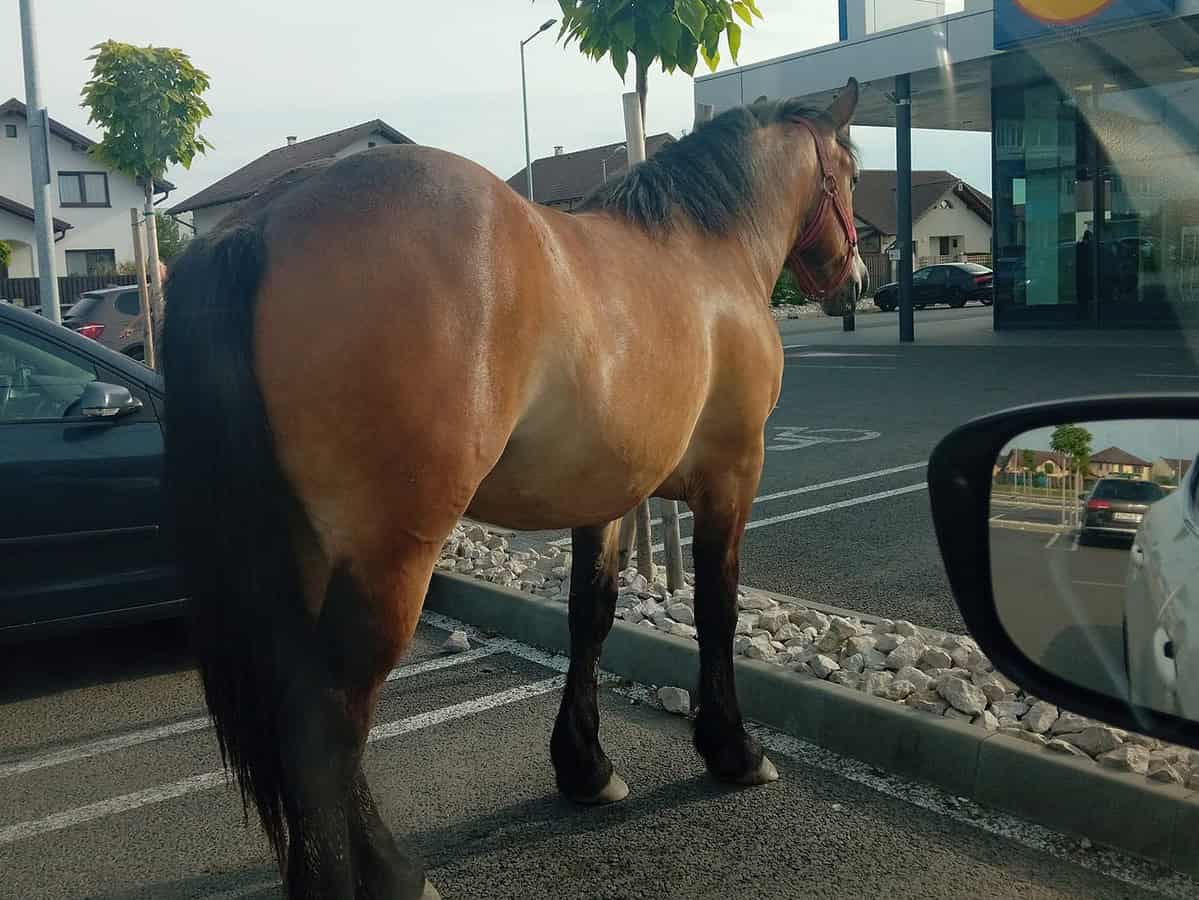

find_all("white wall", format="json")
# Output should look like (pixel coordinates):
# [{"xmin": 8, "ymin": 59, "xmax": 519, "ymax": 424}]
[
  {"xmin": 192, "ymin": 202, "xmax": 240, "ymax": 236},
  {"xmin": 915, "ymin": 186, "xmax": 992, "ymax": 254},
  {"xmin": 0, "ymin": 111, "xmax": 147, "ymax": 276},
  {"xmin": 0, "ymin": 208, "xmax": 34, "ymax": 277}
]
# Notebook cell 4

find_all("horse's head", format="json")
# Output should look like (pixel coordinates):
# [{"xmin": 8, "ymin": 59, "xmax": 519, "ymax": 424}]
[{"xmin": 781, "ymin": 79, "xmax": 866, "ymax": 316}]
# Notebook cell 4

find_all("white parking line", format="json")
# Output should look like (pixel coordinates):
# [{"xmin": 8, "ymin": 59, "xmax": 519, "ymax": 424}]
[
  {"xmin": 652, "ymin": 483, "xmax": 928, "ymax": 551},
  {"xmin": 1045, "ymin": 533, "xmax": 1062, "ymax": 549},
  {"xmin": 1070, "ymin": 533, "xmax": 1081, "ymax": 552},
  {"xmin": 0, "ymin": 646, "xmax": 496, "ymax": 781},
  {"xmin": 1135, "ymin": 373, "xmax": 1199, "ymax": 379},
  {"xmin": 787, "ymin": 364, "xmax": 897, "ymax": 370},
  {"xmin": 0, "ymin": 675, "xmax": 565, "ymax": 847},
  {"xmin": 550, "ymin": 461, "xmax": 928, "ymax": 547}
]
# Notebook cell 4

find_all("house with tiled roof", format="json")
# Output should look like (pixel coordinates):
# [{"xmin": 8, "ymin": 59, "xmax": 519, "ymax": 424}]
[
  {"xmin": 0, "ymin": 98, "xmax": 174, "ymax": 277},
  {"xmin": 169, "ymin": 119, "xmax": 415, "ymax": 235},
  {"xmin": 852, "ymin": 169, "xmax": 993, "ymax": 267},
  {"xmin": 1090, "ymin": 447, "xmax": 1153, "ymax": 480},
  {"xmin": 506, "ymin": 134, "xmax": 676, "ymax": 211},
  {"xmin": 1152, "ymin": 456, "xmax": 1194, "ymax": 485}
]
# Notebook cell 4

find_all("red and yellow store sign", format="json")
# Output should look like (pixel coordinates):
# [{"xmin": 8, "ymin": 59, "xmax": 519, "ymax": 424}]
[{"xmin": 995, "ymin": 0, "xmax": 1176, "ymax": 48}]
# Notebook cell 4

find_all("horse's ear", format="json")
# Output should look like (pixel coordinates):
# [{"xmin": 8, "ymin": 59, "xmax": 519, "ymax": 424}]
[{"xmin": 824, "ymin": 77, "xmax": 859, "ymax": 131}]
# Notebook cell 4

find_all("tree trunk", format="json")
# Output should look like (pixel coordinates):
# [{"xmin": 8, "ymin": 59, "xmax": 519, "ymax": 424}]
[
  {"xmin": 635, "ymin": 498, "xmax": 654, "ymax": 580},
  {"xmin": 635, "ymin": 57, "xmax": 649, "ymax": 126},
  {"xmin": 129, "ymin": 208, "xmax": 156, "ymax": 370},
  {"xmin": 144, "ymin": 182, "xmax": 165, "ymax": 360}
]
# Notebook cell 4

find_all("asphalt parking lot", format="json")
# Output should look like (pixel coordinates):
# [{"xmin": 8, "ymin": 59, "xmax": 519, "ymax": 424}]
[{"xmin": 1, "ymin": 613, "xmax": 1192, "ymax": 900}]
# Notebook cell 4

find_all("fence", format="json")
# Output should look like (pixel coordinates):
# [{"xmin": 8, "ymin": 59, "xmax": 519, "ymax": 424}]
[
  {"xmin": 916, "ymin": 253, "xmax": 993, "ymax": 269},
  {"xmin": 860, "ymin": 252, "xmax": 890, "ymax": 294},
  {"xmin": 0, "ymin": 274, "xmax": 138, "ymax": 309}
]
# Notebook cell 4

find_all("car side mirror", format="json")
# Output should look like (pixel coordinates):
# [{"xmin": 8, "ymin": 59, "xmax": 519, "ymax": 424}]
[
  {"xmin": 79, "ymin": 381, "xmax": 142, "ymax": 419},
  {"xmin": 929, "ymin": 396, "xmax": 1199, "ymax": 750}
]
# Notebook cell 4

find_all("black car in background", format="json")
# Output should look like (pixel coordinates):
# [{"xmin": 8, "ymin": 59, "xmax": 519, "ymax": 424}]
[
  {"xmin": 0, "ymin": 302, "xmax": 180, "ymax": 639},
  {"xmin": 873, "ymin": 262, "xmax": 994, "ymax": 312}
]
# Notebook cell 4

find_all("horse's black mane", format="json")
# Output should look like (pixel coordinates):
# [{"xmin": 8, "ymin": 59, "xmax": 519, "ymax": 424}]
[{"xmin": 577, "ymin": 98, "xmax": 858, "ymax": 235}]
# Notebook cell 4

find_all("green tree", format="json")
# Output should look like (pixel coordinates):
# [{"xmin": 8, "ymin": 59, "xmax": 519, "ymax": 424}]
[
  {"xmin": 0, "ymin": 240, "xmax": 10, "ymax": 274},
  {"xmin": 548, "ymin": 0, "xmax": 761, "ymax": 122},
  {"xmin": 81, "ymin": 41, "xmax": 212, "ymax": 369},
  {"xmin": 155, "ymin": 214, "xmax": 189, "ymax": 262},
  {"xmin": 1051, "ymin": 425, "xmax": 1092, "ymax": 479}
]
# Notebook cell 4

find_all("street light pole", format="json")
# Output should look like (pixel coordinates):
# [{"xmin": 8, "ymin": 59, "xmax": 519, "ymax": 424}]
[
  {"xmin": 18, "ymin": 0, "xmax": 61, "ymax": 323},
  {"xmin": 520, "ymin": 19, "xmax": 556, "ymax": 203}
]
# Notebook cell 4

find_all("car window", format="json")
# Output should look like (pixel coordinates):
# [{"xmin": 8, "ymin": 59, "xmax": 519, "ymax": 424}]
[
  {"xmin": 912, "ymin": 268, "xmax": 930, "ymax": 283},
  {"xmin": 0, "ymin": 322, "xmax": 97, "ymax": 422},
  {"xmin": 63, "ymin": 295, "xmax": 100, "ymax": 321},
  {"xmin": 115, "ymin": 292, "xmax": 141, "ymax": 317},
  {"xmin": 1091, "ymin": 480, "xmax": 1164, "ymax": 502}
]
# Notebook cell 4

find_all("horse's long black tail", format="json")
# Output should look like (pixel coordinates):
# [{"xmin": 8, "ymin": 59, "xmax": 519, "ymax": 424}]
[{"xmin": 163, "ymin": 222, "xmax": 306, "ymax": 864}]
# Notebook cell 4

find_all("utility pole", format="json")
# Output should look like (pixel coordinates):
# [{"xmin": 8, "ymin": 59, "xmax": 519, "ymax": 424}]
[{"xmin": 18, "ymin": 0, "xmax": 61, "ymax": 323}]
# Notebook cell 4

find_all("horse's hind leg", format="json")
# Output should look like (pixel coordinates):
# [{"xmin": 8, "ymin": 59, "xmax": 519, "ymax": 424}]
[
  {"xmin": 689, "ymin": 470, "xmax": 779, "ymax": 786},
  {"xmin": 551, "ymin": 521, "xmax": 629, "ymax": 804},
  {"xmin": 280, "ymin": 561, "xmax": 435, "ymax": 900}
]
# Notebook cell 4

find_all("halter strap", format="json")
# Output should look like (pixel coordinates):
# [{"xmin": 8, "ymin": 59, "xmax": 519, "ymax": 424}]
[{"xmin": 789, "ymin": 119, "xmax": 858, "ymax": 299}]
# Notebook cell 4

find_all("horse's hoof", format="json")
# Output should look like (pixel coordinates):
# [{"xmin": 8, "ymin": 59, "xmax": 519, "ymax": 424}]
[
  {"xmin": 421, "ymin": 880, "xmax": 442, "ymax": 900},
  {"xmin": 736, "ymin": 754, "xmax": 779, "ymax": 786},
  {"xmin": 570, "ymin": 772, "xmax": 629, "ymax": 805}
]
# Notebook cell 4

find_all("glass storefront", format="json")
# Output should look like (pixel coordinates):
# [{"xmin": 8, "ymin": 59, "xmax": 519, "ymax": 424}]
[{"xmin": 993, "ymin": 58, "xmax": 1199, "ymax": 327}]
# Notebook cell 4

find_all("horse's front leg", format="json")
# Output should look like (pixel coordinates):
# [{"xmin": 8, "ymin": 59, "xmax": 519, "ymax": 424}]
[
  {"xmin": 689, "ymin": 464, "xmax": 780, "ymax": 786},
  {"xmin": 550, "ymin": 521, "xmax": 629, "ymax": 804}
]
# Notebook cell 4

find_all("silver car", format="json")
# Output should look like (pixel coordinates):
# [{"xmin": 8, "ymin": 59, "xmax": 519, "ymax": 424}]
[
  {"xmin": 1124, "ymin": 456, "xmax": 1199, "ymax": 716},
  {"xmin": 61, "ymin": 286, "xmax": 148, "ymax": 363}
]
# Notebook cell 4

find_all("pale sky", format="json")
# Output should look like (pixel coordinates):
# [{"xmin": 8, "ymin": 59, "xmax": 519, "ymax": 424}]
[{"xmin": 0, "ymin": 1, "xmax": 992, "ymax": 207}]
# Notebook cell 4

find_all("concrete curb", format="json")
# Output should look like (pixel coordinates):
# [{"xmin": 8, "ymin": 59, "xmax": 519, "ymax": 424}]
[{"xmin": 425, "ymin": 571, "xmax": 1199, "ymax": 876}]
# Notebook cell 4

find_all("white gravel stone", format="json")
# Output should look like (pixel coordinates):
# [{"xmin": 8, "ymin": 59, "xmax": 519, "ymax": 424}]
[
  {"xmin": 454, "ymin": 558, "xmax": 474, "ymax": 574},
  {"xmin": 774, "ymin": 623, "xmax": 805, "ymax": 642},
  {"xmin": 892, "ymin": 620, "xmax": 919, "ymax": 637},
  {"xmin": 975, "ymin": 710, "xmax": 1000, "ymax": 731},
  {"xmin": 1064, "ymin": 723, "xmax": 1127, "ymax": 762},
  {"xmin": 817, "ymin": 631, "xmax": 845, "ymax": 653},
  {"xmin": 999, "ymin": 726, "xmax": 1048, "ymax": 746},
  {"xmin": 735, "ymin": 613, "xmax": 759, "ymax": 635},
  {"xmin": 861, "ymin": 648, "xmax": 889, "ymax": 671},
  {"xmin": 791, "ymin": 609, "xmax": 831, "ymax": 631},
  {"xmin": 1050, "ymin": 711, "xmax": 1091, "ymax": 735},
  {"xmin": 466, "ymin": 525, "xmax": 487, "ymax": 542},
  {"xmin": 830, "ymin": 616, "xmax": 863, "ymax": 639},
  {"xmin": 971, "ymin": 672, "xmax": 1008, "ymax": 703},
  {"xmin": 744, "ymin": 635, "xmax": 777, "ymax": 661},
  {"xmin": 885, "ymin": 639, "xmax": 927, "ymax": 671},
  {"xmin": 443, "ymin": 630, "xmax": 470, "ymax": 653},
  {"xmin": 863, "ymin": 671, "xmax": 894, "ymax": 697},
  {"xmin": 875, "ymin": 633, "xmax": 904, "ymax": 653},
  {"xmin": 843, "ymin": 653, "xmax": 866, "ymax": 674},
  {"xmin": 810, "ymin": 654, "xmax": 841, "ymax": 679},
  {"xmin": 668, "ymin": 622, "xmax": 698, "ymax": 639},
  {"xmin": 1098, "ymin": 745, "xmax": 1150, "ymax": 774},
  {"xmin": 845, "ymin": 635, "xmax": 878, "ymax": 657},
  {"xmin": 1022, "ymin": 701, "xmax": 1059, "ymax": 734},
  {"xmin": 738, "ymin": 593, "xmax": 775, "ymax": 611},
  {"xmin": 658, "ymin": 686, "xmax": 691, "ymax": 715},
  {"xmin": 624, "ymin": 608, "xmax": 645, "ymax": 625},
  {"xmin": 1148, "ymin": 761, "xmax": 1184, "ymax": 784},
  {"xmin": 989, "ymin": 700, "xmax": 1029, "ymax": 720},
  {"xmin": 907, "ymin": 695, "xmax": 948, "ymax": 716},
  {"xmin": 943, "ymin": 708, "xmax": 974, "ymax": 722},
  {"xmin": 936, "ymin": 675, "xmax": 988, "ymax": 715},
  {"xmin": 1047, "ymin": 738, "xmax": 1090, "ymax": 758},
  {"xmin": 895, "ymin": 666, "xmax": 933, "ymax": 693},
  {"xmin": 667, "ymin": 603, "xmax": 695, "ymax": 626},
  {"xmin": 733, "ymin": 635, "xmax": 753, "ymax": 656},
  {"xmin": 671, "ymin": 587, "xmax": 694, "ymax": 603},
  {"xmin": 628, "ymin": 574, "xmax": 650, "ymax": 594},
  {"xmin": 919, "ymin": 647, "xmax": 953, "ymax": 670},
  {"xmin": 885, "ymin": 679, "xmax": 915, "ymax": 702},
  {"xmin": 829, "ymin": 671, "xmax": 862, "ymax": 689},
  {"xmin": 758, "ymin": 608, "xmax": 791, "ymax": 634}
]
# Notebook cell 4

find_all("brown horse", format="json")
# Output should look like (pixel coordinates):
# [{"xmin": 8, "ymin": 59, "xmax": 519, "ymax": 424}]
[{"xmin": 162, "ymin": 79, "xmax": 863, "ymax": 899}]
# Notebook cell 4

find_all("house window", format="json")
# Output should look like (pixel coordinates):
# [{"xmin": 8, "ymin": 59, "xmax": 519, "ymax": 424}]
[
  {"xmin": 65, "ymin": 249, "xmax": 116, "ymax": 276},
  {"xmin": 58, "ymin": 172, "xmax": 110, "ymax": 208},
  {"xmin": 3, "ymin": 124, "xmax": 16, "ymax": 138}
]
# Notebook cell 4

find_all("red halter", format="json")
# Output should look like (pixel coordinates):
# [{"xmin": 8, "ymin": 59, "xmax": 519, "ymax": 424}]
[{"xmin": 788, "ymin": 119, "xmax": 859, "ymax": 300}]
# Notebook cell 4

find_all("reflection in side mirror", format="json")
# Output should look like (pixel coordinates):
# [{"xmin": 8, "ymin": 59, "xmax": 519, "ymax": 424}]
[
  {"xmin": 929, "ymin": 399, "xmax": 1199, "ymax": 753},
  {"xmin": 990, "ymin": 418, "xmax": 1197, "ymax": 723},
  {"xmin": 79, "ymin": 381, "xmax": 142, "ymax": 419}
]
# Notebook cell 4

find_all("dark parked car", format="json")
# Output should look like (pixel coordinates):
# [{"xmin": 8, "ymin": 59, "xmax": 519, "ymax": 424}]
[
  {"xmin": 0, "ymin": 301, "xmax": 180, "ymax": 639},
  {"xmin": 1080, "ymin": 477, "xmax": 1168, "ymax": 543},
  {"xmin": 62, "ymin": 285, "xmax": 149, "ymax": 362},
  {"xmin": 873, "ymin": 262, "xmax": 993, "ymax": 312}
]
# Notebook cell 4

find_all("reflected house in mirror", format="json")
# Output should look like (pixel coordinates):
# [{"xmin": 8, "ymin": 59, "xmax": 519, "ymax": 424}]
[{"xmin": 1089, "ymin": 447, "xmax": 1153, "ymax": 481}]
